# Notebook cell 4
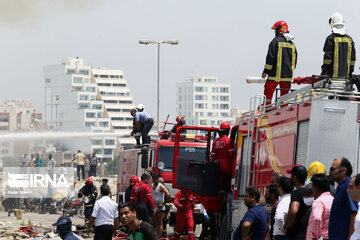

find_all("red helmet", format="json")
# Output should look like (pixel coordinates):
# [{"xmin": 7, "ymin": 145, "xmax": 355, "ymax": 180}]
[
  {"xmin": 176, "ymin": 115, "xmax": 184, "ymax": 122},
  {"xmin": 220, "ymin": 122, "xmax": 231, "ymax": 130},
  {"xmin": 130, "ymin": 176, "xmax": 140, "ymax": 185},
  {"xmin": 85, "ymin": 177, "xmax": 93, "ymax": 184},
  {"xmin": 271, "ymin": 20, "xmax": 289, "ymax": 33}
]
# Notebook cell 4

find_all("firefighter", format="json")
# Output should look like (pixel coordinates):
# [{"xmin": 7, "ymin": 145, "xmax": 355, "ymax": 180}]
[
  {"xmin": 321, "ymin": 13, "xmax": 356, "ymax": 80},
  {"xmin": 171, "ymin": 115, "xmax": 187, "ymax": 134},
  {"xmin": 262, "ymin": 20, "xmax": 297, "ymax": 104},
  {"xmin": 211, "ymin": 122, "xmax": 234, "ymax": 192},
  {"xmin": 136, "ymin": 104, "xmax": 145, "ymax": 112},
  {"xmin": 173, "ymin": 189, "xmax": 195, "ymax": 240},
  {"xmin": 125, "ymin": 176, "xmax": 139, "ymax": 203},
  {"xmin": 130, "ymin": 173, "xmax": 156, "ymax": 223},
  {"xmin": 78, "ymin": 177, "xmax": 98, "ymax": 226}
]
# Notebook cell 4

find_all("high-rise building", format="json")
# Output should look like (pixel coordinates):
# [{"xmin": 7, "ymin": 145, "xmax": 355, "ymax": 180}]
[
  {"xmin": 176, "ymin": 76, "xmax": 233, "ymax": 127},
  {"xmin": 92, "ymin": 68, "xmax": 135, "ymax": 146},
  {"xmin": 43, "ymin": 57, "xmax": 117, "ymax": 161}
]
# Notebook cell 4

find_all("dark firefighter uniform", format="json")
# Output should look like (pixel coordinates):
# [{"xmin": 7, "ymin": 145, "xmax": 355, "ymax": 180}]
[
  {"xmin": 130, "ymin": 181, "xmax": 155, "ymax": 222},
  {"xmin": 321, "ymin": 33, "xmax": 356, "ymax": 80},
  {"xmin": 211, "ymin": 134, "xmax": 234, "ymax": 191},
  {"xmin": 78, "ymin": 184, "xmax": 97, "ymax": 224},
  {"xmin": 174, "ymin": 190, "xmax": 195, "ymax": 240},
  {"xmin": 171, "ymin": 120, "xmax": 187, "ymax": 134},
  {"xmin": 263, "ymin": 34, "xmax": 297, "ymax": 104}
]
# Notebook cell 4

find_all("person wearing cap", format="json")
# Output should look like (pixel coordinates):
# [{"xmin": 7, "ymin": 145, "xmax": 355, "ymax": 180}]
[
  {"xmin": 52, "ymin": 216, "xmax": 79, "ymax": 240},
  {"xmin": 284, "ymin": 164, "xmax": 307, "ymax": 239},
  {"xmin": 306, "ymin": 174, "xmax": 333, "ymax": 240},
  {"xmin": 329, "ymin": 157, "xmax": 358, "ymax": 239},
  {"xmin": 87, "ymin": 184, "xmax": 119, "ymax": 239},
  {"xmin": 78, "ymin": 177, "xmax": 98, "ymax": 226},
  {"xmin": 130, "ymin": 109, "xmax": 153, "ymax": 145},
  {"xmin": 262, "ymin": 20, "xmax": 297, "ymax": 105},
  {"xmin": 321, "ymin": 13, "xmax": 356, "ymax": 80}
]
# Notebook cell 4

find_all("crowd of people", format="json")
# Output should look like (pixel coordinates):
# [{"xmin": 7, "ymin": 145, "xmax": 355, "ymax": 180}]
[{"xmin": 234, "ymin": 157, "xmax": 360, "ymax": 240}]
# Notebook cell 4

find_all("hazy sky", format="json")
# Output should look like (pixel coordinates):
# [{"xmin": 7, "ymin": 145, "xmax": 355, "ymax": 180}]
[{"xmin": 0, "ymin": 0, "xmax": 358, "ymax": 121}]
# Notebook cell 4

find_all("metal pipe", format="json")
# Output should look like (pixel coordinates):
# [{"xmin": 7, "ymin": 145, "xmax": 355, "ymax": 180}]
[{"xmin": 157, "ymin": 43, "xmax": 160, "ymax": 132}]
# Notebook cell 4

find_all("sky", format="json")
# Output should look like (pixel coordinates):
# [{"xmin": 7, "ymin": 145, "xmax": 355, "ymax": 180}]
[{"xmin": 0, "ymin": 0, "xmax": 359, "ymax": 122}]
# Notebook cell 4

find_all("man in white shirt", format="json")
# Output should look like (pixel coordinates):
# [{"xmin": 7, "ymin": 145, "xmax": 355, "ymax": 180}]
[
  {"xmin": 87, "ymin": 184, "xmax": 119, "ymax": 239},
  {"xmin": 274, "ymin": 176, "xmax": 294, "ymax": 240}
]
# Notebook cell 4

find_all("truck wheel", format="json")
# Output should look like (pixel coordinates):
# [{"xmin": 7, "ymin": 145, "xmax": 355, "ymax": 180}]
[{"xmin": 219, "ymin": 214, "xmax": 231, "ymax": 240}]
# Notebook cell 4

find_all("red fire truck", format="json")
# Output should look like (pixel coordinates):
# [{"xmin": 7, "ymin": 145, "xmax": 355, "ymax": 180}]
[{"xmin": 172, "ymin": 77, "xmax": 360, "ymax": 239}]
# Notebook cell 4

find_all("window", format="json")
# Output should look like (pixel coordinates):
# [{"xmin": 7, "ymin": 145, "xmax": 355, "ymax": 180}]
[
  {"xmin": 83, "ymin": 78, "xmax": 90, "ymax": 83},
  {"xmin": 0, "ymin": 117, "xmax": 8, "ymax": 122},
  {"xmin": 86, "ymin": 112, "xmax": 95, "ymax": 118},
  {"xmin": 67, "ymin": 69, "xmax": 75, "ymax": 74},
  {"xmin": 97, "ymin": 113, "xmax": 103, "ymax": 118},
  {"xmin": 74, "ymin": 87, "xmax": 82, "ymax": 91},
  {"xmin": 45, "ymin": 78, "xmax": 51, "ymax": 83},
  {"xmin": 104, "ymin": 149, "xmax": 113, "ymax": 155},
  {"xmin": 80, "ymin": 95, "xmax": 88, "ymax": 100},
  {"xmin": 122, "ymin": 109, "xmax": 131, "ymax": 112},
  {"xmin": 98, "ymin": 83, "xmax": 111, "ymax": 86},
  {"xmin": 100, "ymin": 75, "xmax": 109, "ymax": 78},
  {"xmin": 220, "ymin": 96, "xmax": 229, "ymax": 101},
  {"xmin": 85, "ymin": 122, "xmax": 95, "ymax": 127},
  {"xmin": 220, "ymin": 87, "xmax": 229, "ymax": 93},
  {"xmin": 200, "ymin": 112, "xmax": 204, "ymax": 116},
  {"xmin": 119, "ymin": 100, "xmax": 132, "ymax": 104},
  {"xmin": 79, "ymin": 69, "xmax": 89, "ymax": 75},
  {"xmin": 93, "ymin": 149, "xmax": 102, "ymax": 154},
  {"xmin": 113, "ymin": 83, "xmax": 126, "ymax": 87},
  {"xmin": 87, "ymin": 87, "xmax": 96, "ymax": 92},
  {"xmin": 111, "ymin": 117, "xmax": 124, "ymax": 121},
  {"xmin": 99, "ymin": 122, "xmax": 109, "ymax": 127},
  {"xmin": 104, "ymin": 100, "xmax": 117, "ymax": 104},
  {"xmin": 92, "ymin": 104, "xmax": 102, "ymax": 110},
  {"xmin": 221, "ymin": 112, "xmax": 229, "ymax": 117},
  {"xmin": 200, "ymin": 120, "xmax": 208, "ymax": 125},
  {"xmin": 0, "ymin": 126, "xmax": 8, "ymax": 130},
  {"xmin": 107, "ymin": 109, "xmax": 121, "ymax": 112},
  {"xmin": 105, "ymin": 139, "xmax": 115, "ymax": 145},
  {"xmin": 210, "ymin": 121, "xmax": 216, "ymax": 125},
  {"xmin": 126, "ymin": 118, "xmax": 133, "ymax": 121},
  {"xmin": 26, "ymin": 110, "xmax": 30, "ymax": 114},
  {"xmin": 79, "ymin": 104, "xmax": 88, "ymax": 109},
  {"xmin": 195, "ymin": 95, "xmax": 204, "ymax": 100},
  {"xmin": 195, "ymin": 103, "xmax": 204, "ymax": 109},
  {"xmin": 212, "ymin": 87, "xmax": 218, "ymax": 93},
  {"xmin": 207, "ymin": 112, "xmax": 213, "ymax": 117},
  {"xmin": 195, "ymin": 87, "xmax": 204, "ymax": 92},
  {"xmin": 73, "ymin": 77, "xmax": 82, "ymax": 83},
  {"xmin": 220, "ymin": 104, "xmax": 229, "ymax": 109}
]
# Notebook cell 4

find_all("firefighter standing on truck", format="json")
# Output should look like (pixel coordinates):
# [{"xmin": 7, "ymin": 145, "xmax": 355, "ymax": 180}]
[
  {"xmin": 321, "ymin": 13, "xmax": 356, "ymax": 80},
  {"xmin": 78, "ymin": 177, "xmax": 98, "ymax": 226},
  {"xmin": 262, "ymin": 20, "xmax": 297, "ymax": 104},
  {"xmin": 171, "ymin": 115, "xmax": 187, "ymax": 134},
  {"xmin": 174, "ymin": 189, "xmax": 195, "ymax": 240},
  {"xmin": 211, "ymin": 122, "xmax": 234, "ymax": 192}
]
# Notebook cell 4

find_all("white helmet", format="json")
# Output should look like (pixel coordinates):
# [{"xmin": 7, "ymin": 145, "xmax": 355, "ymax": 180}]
[
  {"xmin": 136, "ymin": 104, "xmax": 145, "ymax": 111},
  {"xmin": 329, "ymin": 13, "xmax": 346, "ymax": 35}
]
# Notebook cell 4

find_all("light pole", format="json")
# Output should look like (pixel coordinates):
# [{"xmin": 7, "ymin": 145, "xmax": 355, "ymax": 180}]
[{"xmin": 139, "ymin": 40, "xmax": 179, "ymax": 132}]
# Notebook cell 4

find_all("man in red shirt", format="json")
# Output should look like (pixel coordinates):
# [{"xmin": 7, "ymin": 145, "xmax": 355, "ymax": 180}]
[
  {"xmin": 211, "ymin": 122, "xmax": 234, "ymax": 192},
  {"xmin": 173, "ymin": 189, "xmax": 195, "ymax": 240},
  {"xmin": 130, "ymin": 173, "xmax": 155, "ymax": 223}
]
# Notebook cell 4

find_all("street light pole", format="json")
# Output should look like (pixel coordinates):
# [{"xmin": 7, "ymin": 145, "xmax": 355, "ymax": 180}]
[{"xmin": 139, "ymin": 40, "xmax": 179, "ymax": 133}]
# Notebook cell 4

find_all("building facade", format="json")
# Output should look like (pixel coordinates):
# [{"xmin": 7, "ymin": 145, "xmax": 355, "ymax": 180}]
[
  {"xmin": 92, "ymin": 68, "xmax": 135, "ymax": 146},
  {"xmin": 43, "ymin": 57, "xmax": 117, "ymax": 161},
  {"xmin": 176, "ymin": 76, "xmax": 233, "ymax": 127}
]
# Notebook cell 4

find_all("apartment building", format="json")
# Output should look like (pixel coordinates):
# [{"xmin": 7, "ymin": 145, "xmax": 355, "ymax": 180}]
[{"xmin": 176, "ymin": 76, "xmax": 234, "ymax": 127}]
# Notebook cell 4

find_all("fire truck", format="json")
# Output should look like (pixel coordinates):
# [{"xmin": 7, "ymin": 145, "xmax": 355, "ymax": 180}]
[{"xmin": 171, "ymin": 76, "xmax": 360, "ymax": 239}]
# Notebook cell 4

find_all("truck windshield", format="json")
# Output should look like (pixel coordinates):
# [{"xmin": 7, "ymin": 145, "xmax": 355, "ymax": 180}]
[{"xmin": 157, "ymin": 146, "xmax": 207, "ymax": 171}]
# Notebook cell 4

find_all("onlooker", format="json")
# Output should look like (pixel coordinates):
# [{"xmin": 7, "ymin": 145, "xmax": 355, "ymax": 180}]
[
  {"xmin": 274, "ymin": 177, "xmax": 294, "ymax": 240},
  {"xmin": 87, "ymin": 184, "xmax": 119, "ymax": 240},
  {"xmin": 47, "ymin": 154, "xmax": 56, "ymax": 178},
  {"xmin": 151, "ymin": 173, "xmax": 170, "ymax": 239},
  {"xmin": 88, "ymin": 152, "xmax": 98, "ymax": 177},
  {"xmin": 130, "ymin": 173, "xmax": 156, "ymax": 222},
  {"xmin": 284, "ymin": 165, "xmax": 307, "ymax": 239},
  {"xmin": 329, "ymin": 157, "xmax": 358, "ymax": 239},
  {"xmin": 306, "ymin": 174, "xmax": 333, "ymax": 240},
  {"xmin": 72, "ymin": 150, "xmax": 86, "ymax": 181},
  {"xmin": 265, "ymin": 184, "xmax": 279, "ymax": 240},
  {"xmin": 52, "ymin": 216, "xmax": 79, "ymax": 240},
  {"xmin": 348, "ymin": 174, "xmax": 360, "ymax": 240},
  {"xmin": 271, "ymin": 172, "xmax": 280, "ymax": 185},
  {"xmin": 233, "ymin": 187, "xmax": 269, "ymax": 240},
  {"xmin": 119, "ymin": 202, "xmax": 157, "ymax": 240},
  {"xmin": 101, "ymin": 178, "xmax": 112, "ymax": 198},
  {"xmin": 35, "ymin": 153, "xmax": 43, "ymax": 167}
]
